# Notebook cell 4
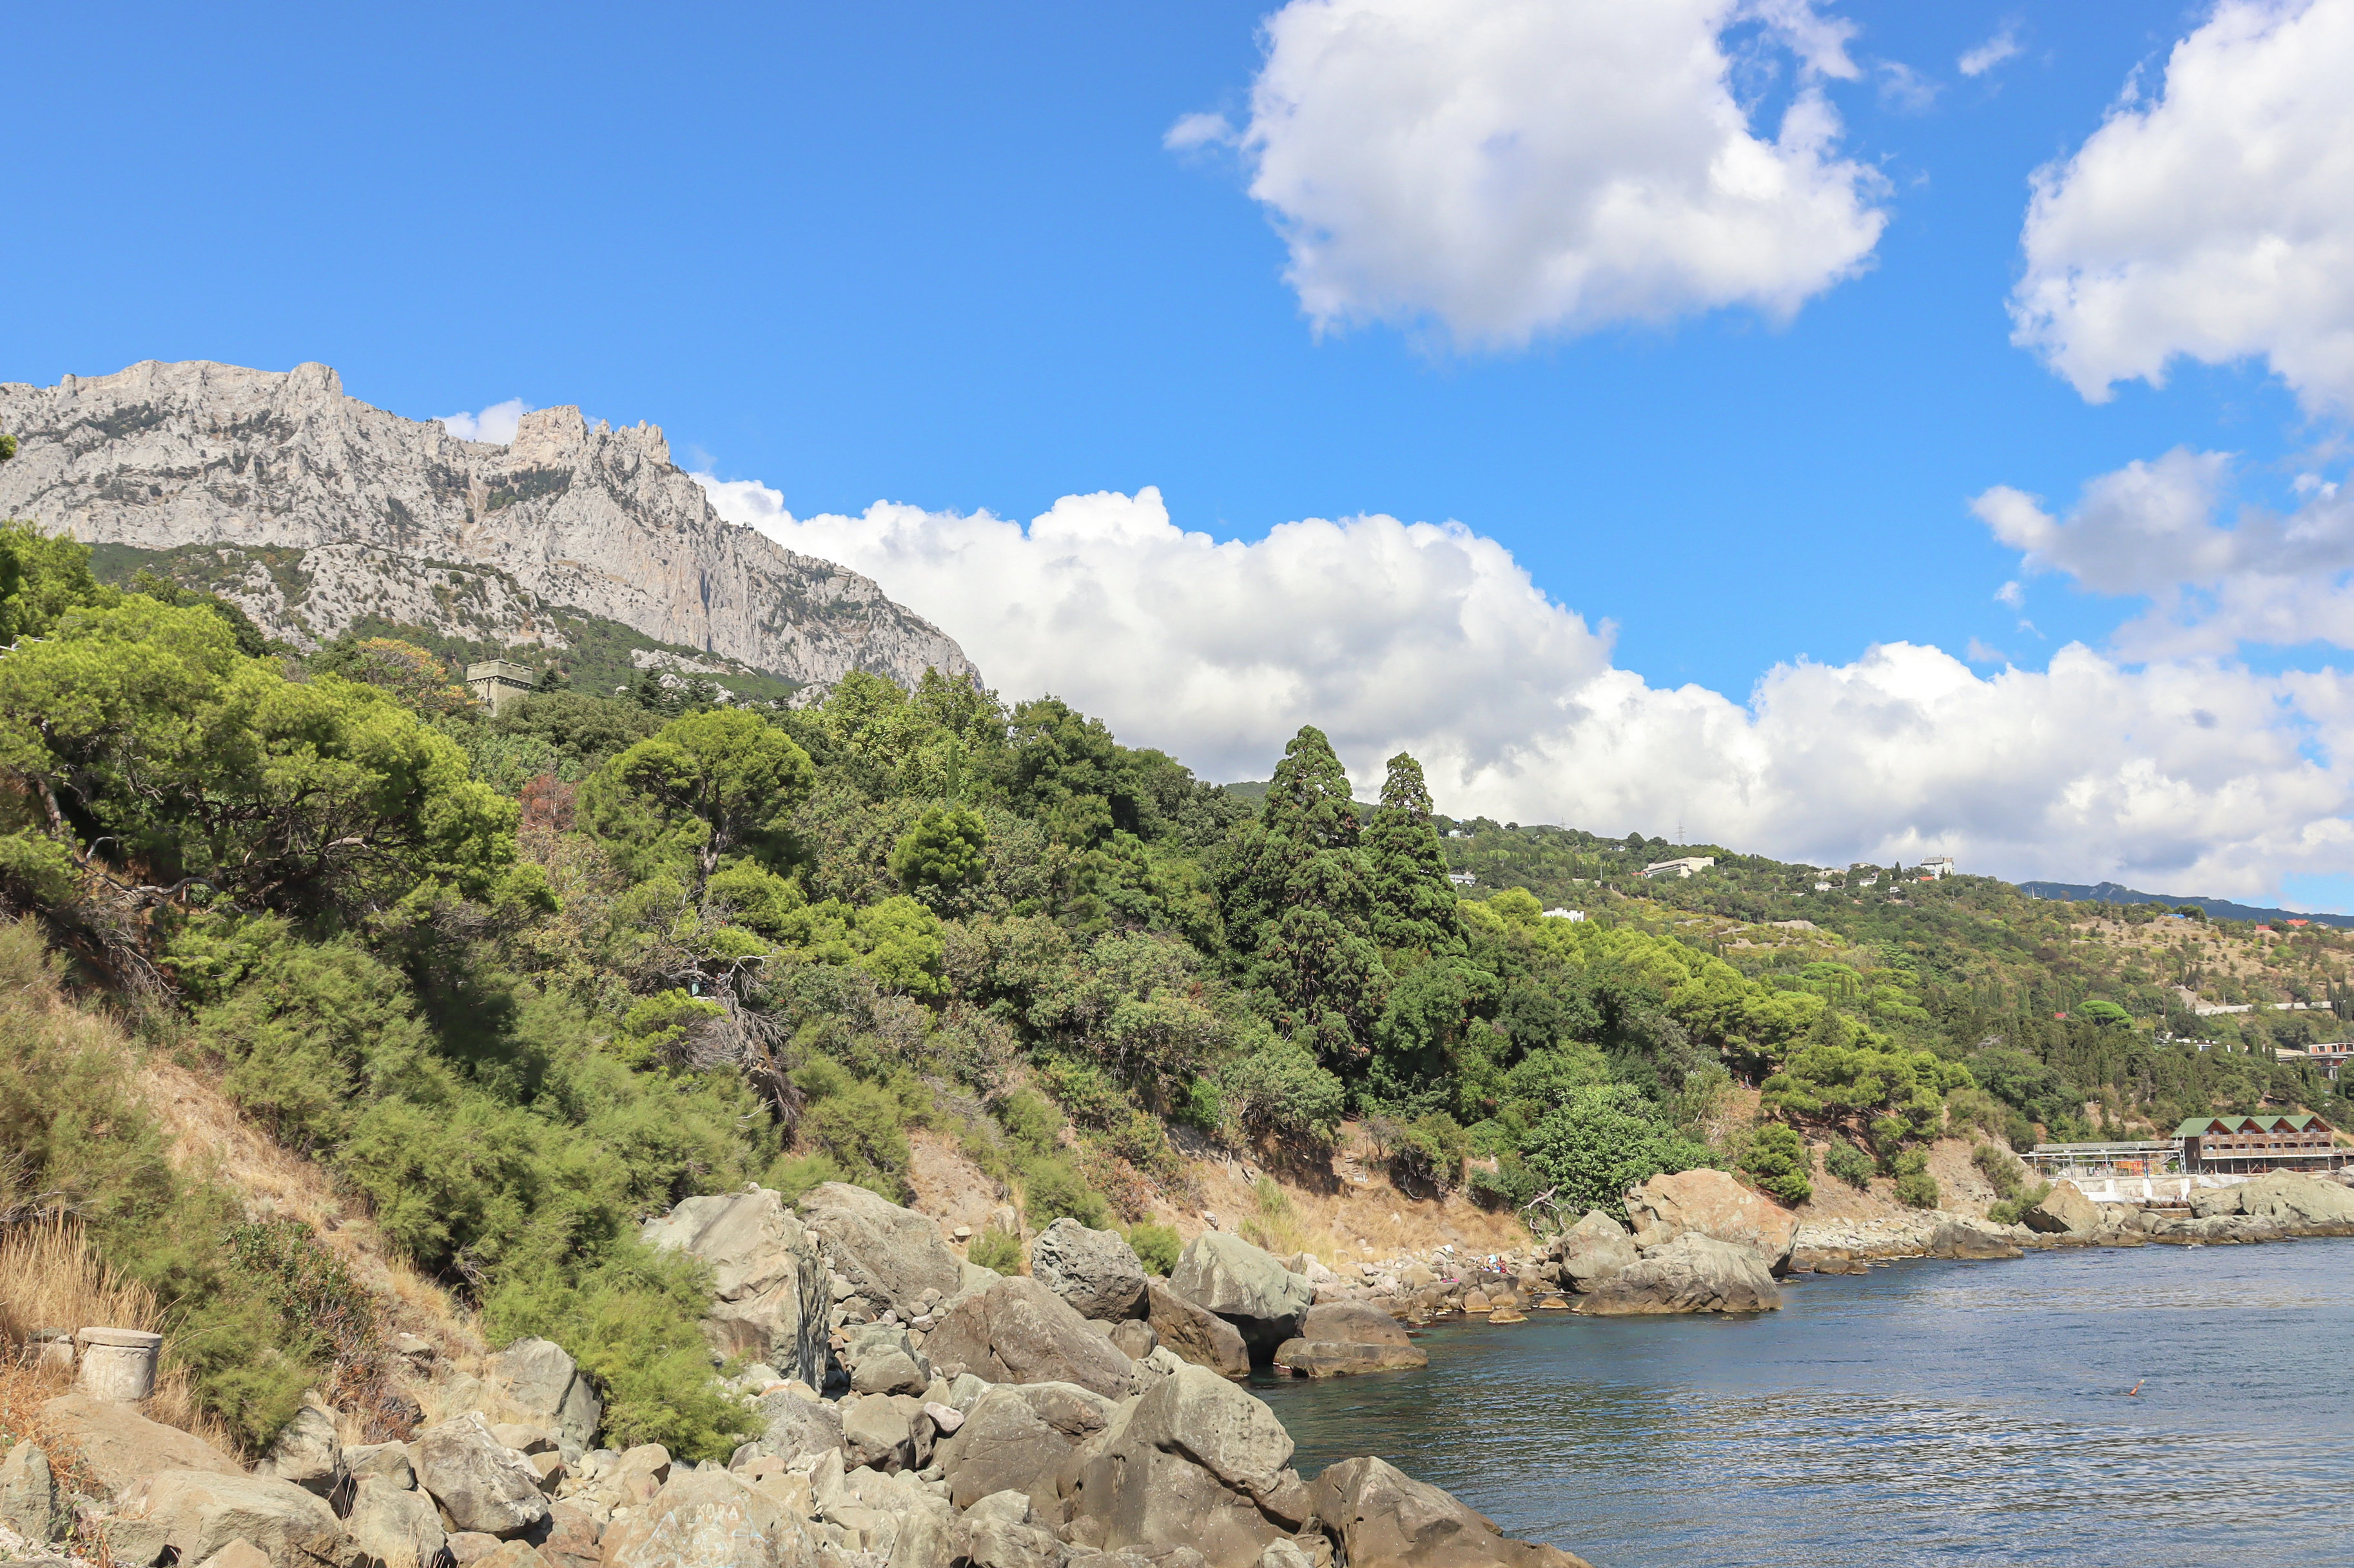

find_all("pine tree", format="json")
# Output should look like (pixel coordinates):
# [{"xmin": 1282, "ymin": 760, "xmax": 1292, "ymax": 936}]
[{"xmin": 1363, "ymin": 751, "xmax": 1461, "ymax": 954}]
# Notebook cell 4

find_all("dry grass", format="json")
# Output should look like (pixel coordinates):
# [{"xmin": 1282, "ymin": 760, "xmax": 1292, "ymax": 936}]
[{"xmin": 0, "ymin": 1217, "xmax": 237, "ymax": 1455}]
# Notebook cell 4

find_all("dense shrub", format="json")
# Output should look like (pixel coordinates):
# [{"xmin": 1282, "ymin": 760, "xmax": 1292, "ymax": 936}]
[
  {"xmin": 1741, "ymin": 1123, "xmax": 1813, "ymax": 1206},
  {"xmin": 969, "ymin": 1226, "xmax": 1022, "ymax": 1272},
  {"xmin": 1519, "ymin": 1085, "xmax": 1709, "ymax": 1222},
  {"xmin": 1891, "ymin": 1148, "xmax": 1940, "ymax": 1209},
  {"xmin": 1125, "ymin": 1222, "xmax": 1180, "ymax": 1276},
  {"xmin": 1822, "ymin": 1140, "xmax": 1876, "ymax": 1189}
]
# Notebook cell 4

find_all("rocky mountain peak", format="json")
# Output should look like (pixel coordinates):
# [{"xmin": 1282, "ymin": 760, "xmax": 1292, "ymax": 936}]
[{"xmin": 0, "ymin": 360, "xmax": 972, "ymax": 692}]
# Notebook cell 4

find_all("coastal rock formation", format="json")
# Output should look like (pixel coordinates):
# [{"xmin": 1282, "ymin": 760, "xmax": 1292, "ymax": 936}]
[
  {"xmin": 0, "ymin": 360, "xmax": 975, "ymax": 690},
  {"xmin": 2191, "ymin": 1171, "xmax": 2354, "ymax": 1228},
  {"xmin": 1312, "ymin": 1456, "xmax": 1595, "ymax": 1568},
  {"xmin": 1145, "ymin": 1280, "xmax": 1252, "ymax": 1379},
  {"xmin": 921, "ymin": 1277, "xmax": 1142, "ymax": 1400},
  {"xmin": 1573, "ymin": 1234, "xmax": 1782, "ymax": 1315},
  {"xmin": 798, "ymin": 1181, "xmax": 973, "ymax": 1320},
  {"xmin": 1030, "ymin": 1219, "xmax": 1150, "ymax": 1323},
  {"xmin": 1272, "ymin": 1302, "xmax": 1428, "ymax": 1379},
  {"xmin": 642, "ymin": 1188, "xmax": 830, "ymax": 1382},
  {"xmin": 1168, "ymin": 1234, "xmax": 1314, "ymax": 1358},
  {"xmin": 105, "ymin": 1469, "xmax": 356, "ymax": 1568},
  {"xmin": 1624, "ymin": 1170, "xmax": 1798, "ymax": 1274},
  {"xmin": 1554, "ymin": 1211, "xmax": 1638, "ymax": 1291},
  {"xmin": 2021, "ymin": 1182, "xmax": 2100, "ymax": 1235}
]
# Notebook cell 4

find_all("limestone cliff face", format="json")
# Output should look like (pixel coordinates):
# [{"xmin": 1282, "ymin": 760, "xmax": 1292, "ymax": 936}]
[{"xmin": 0, "ymin": 360, "xmax": 974, "ymax": 688}]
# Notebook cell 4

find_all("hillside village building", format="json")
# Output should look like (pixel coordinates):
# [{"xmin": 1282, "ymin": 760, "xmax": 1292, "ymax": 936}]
[
  {"xmin": 1920, "ymin": 856, "xmax": 1955, "ymax": 879},
  {"xmin": 2028, "ymin": 1111, "xmax": 2348, "ymax": 1179},
  {"xmin": 1642, "ymin": 857, "xmax": 1716, "ymax": 880}
]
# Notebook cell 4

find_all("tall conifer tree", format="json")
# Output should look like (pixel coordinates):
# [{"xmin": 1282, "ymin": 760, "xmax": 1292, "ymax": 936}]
[{"xmin": 1364, "ymin": 751, "xmax": 1461, "ymax": 954}]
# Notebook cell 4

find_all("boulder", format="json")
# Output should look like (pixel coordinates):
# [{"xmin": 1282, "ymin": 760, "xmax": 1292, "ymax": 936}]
[
  {"xmin": 39, "ymin": 1393, "xmax": 240, "ymax": 1496},
  {"xmin": 194, "ymin": 1544, "xmax": 275, "ymax": 1568},
  {"xmin": 0, "ymin": 1440, "xmax": 62, "ymax": 1544},
  {"xmin": 106, "ymin": 1469, "xmax": 356, "ymax": 1568},
  {"xmin": 2021, "ymin": 1181, "xmax": 2101, "ymax": 1235},
  {"xmin": 742, "ymin": 1386, "xmax": 844, "ymax": 1465},
  {"xmin": 1271, "ymin": 1303, "xmax": 1427, "ymax": 1379},
  {"xmin": 487, "ymin": 1337, "xmax": 604, "ymax": 1458},
  {"xmin": 1926, "ymin": 1221, "xmax": 2023, "ymax": 1261},
  {"xmin": 1109, "ymin": 1319, "xmax": 1160, "ymax": 1362},
  {"xmin": 842, "ymin": 1394, "xmax": 920, "ymax": 1473},
  {"xmin": 1064, "ymin": 1364, "xmax": 1308, "ymax": 1568},
  {"xmin": 2223, "ymin": 1171, "xmax": 2354, "ymax": 1228},
  {"xmin": 797, "ymin": 1182, "xmax": 966, "ymax": 1319},
  {"xmin": 345, "ymin": 1477, "xmax": 445, "ymax": 1568},
  {"xmin": 843, "ymin": 1322, "xmax": 932, "ymax": 1396},
  {"xmin": 1309, "ymin": 1457, "xmax": 1593, "ymax": 1568},
  {"xmin": 1623, "ymin": 1170, "xmax": 1798, "ymax": 1274},
  {"xmin": 1572, "ymin": 1234, "xmax": 1782, "ymax": 1316},
  {"xmin": 536, "ymin": 1503, "xmax": 602, "ymax": 1568},
  {"xmin": 1147, "ymin": 1281, "xmax": 1252, "ymax": 1380},
  {"xmin": 641, "ymin": 1188, "xmax": 830, "ymax": 1384},
  {"xmin": 474, "ymin": 1545, "xmax": 553, "ymax": 1568},
  {"xmin": 414, "ymin": 1412, "xmax": 550, "ymax": 1538},
  {"xmin": 1169, "ymin": 1235, "xmax": 1314, "ymax": 1359},
  {"xmin": 599, "ymin": 1468, "xmax": 808, "ymax": 1568},
  {"xmin": 1554, "ymin": 1212, "xmax": 1637, "ymax": 1293},
  {"xmin": 922, "ymin": 1275, "xmax": 1141, "ymax": 1399},
  {"xmin": 344, "ymin": 1442, "xmax": 416, "ymax": 1490},
  {"xmin": 934, "ymin": 1382, "xmax": 1119, "ymax": 1515},
  {"xmin": 1032, "ymin": 1219, "xmax": 1151, "ymax": 1322},
  {"xmin": 259, "ymin": 1393, "xmax": 342, "ymax": 1497},
  {"xmin": 964, "ymin": 1491, "xmax": 1062, "ymax": 1568}
]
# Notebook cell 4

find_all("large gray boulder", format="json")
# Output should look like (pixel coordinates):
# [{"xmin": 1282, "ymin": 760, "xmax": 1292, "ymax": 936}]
[
  {"xmin": 599, "ymin": 1467, "xmax": 812, "ymax": 1568},
  {"xmin": 104, "ymin": 1469, "xmax": 357, "ymax": 1568},
  {"xmin": 258, "ymin": 1393, "xmax": 342, "ymax": 1498},
  {"xmin": 0, "ymin": 1440, "xmax": 61, "ymax": 1544},
  {"xmin": 1555, "ymin": 1211, "xmax": 1638, "ymax": 1292},
  {"xmin": 1168, "ymin": 1234, "xmax": 1313, "ymax": 1357},
  {"xmin": 413, "ymin": 1412, "xmax": 550, "ymax": 1538},
  {"xmin": 1031, "ymin": 1219, "xmax": 1150, "ymax": 1322},
  {"xmin": 1147, "ymin": 1280, "xmax": 1251, "ymax": 1379},
  {"xmin": 1572, "ymin": 1234, "xmax": 1782, "ymax": 1316},
  {"xmin": 842, "ymin": 1394, "xmax": 922, "ymax": 1473},
  {"xmin": 797, "ymin": 1182, "xmax": 966, "ymax": 1319},
  {"xmin": 843, "ymin": 1322, "xmax": 932, "ymax": 1396},
  {"xmin": 1926, "ymin": 1221, "xmax": 2023, "ymax": 1260},
  {"xmin": 2206, "ymin": 1171, "xmax": 2354, "ymax": 1228},
  {"xmin": 2021, "ymin": 1181, "xmax": 2101, "ymax": 1235},
  {"xmin": 741, "ymin": 1387, "xmax": 844, "ymax": 1465},
  {"xmin": 643, "ymin": 1188, "xmax": 830, "ymax": 1384},
  {"xmin": 39, "ymin": 1393, "xmax": 239, "ymax": 1498},
  {"xmin": 922, "ymin": 1276, "xmax": 1141, "ymax": 1399},
  {"xmin": 1064, "ymin": 1364, "xmax": 1309, "ymax": 1568},
  {"xmin": 934, "ymin": 1383, "xmax": 1120, "ymax": 1515},
  {"xmin": 487, "ymin": 1337, "xmax": 604, "ymax": 1458},
  {"xmin": 344, "ymin": 1478, "xmax": 445, "ymax": 1568},
  {"xmin": 1271, "ymin": 1302, "xmax": 1427, "ymax": 1379},
  {"xmin": 1623, "ymin": 1169, "xmax": 1798, "ymax": 1275},
  {"xmin": 1309, "ymin": 1456, "xmax": 1594, "ymax": 1568}
]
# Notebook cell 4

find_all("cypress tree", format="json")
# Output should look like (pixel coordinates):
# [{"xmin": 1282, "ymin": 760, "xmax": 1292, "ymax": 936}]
[{"xmin": 1364, "ymin": 751, "xmax": 1462, "ymax": 954}]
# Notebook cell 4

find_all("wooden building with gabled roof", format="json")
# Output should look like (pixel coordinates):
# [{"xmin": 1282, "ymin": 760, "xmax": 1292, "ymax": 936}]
[{"xmin": 2174, "ymin": 1111, "xmax": 2348, "ymax": 1174}]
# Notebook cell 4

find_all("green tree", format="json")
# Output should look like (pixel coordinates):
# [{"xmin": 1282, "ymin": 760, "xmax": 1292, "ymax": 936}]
[
  {"xmin": 0, "ymin": 598, "xmax": 519, "ymax": 924},
  {"xmin": 0, "ymin": 519, "xmax": 115, "ymax": 644},
  {"xmin": 581, "ymin": 708, "xmax": 815, "ymax": 888},
  {"xmin": 1363, "ymin": 751, "xmax": 1461, "ymax": 953},
  {"xmin": 1519, "ymin": 1083, "xmax": 1709, "ymax": 1222},
  {"xmin": 1741, "ymin": 1123, "xmax": 1813, "ymax": 1206},
  {"xmin": 1219, "ymin": 726, "xmax": 1390, "ymax": 1069},
  {"xmin": 890, "ymin": 804, "xmax": 989, "ymax": 904}
]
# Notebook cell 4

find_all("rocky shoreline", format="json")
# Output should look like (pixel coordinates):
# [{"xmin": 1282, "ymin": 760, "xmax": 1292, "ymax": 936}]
[{"xmin": 12, "ymin": 1170, "xmax": 2352, "ymax": 1568}]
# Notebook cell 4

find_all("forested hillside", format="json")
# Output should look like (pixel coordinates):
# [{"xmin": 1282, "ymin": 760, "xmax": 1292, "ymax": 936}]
[{"xmin": 3, "ymin": 490, "xmax": 2346, "ymax": 1457}]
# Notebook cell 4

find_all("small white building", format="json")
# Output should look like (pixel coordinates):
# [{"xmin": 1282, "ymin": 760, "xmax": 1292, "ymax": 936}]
[
  {"xmin": 1642, "ymin": 856, "xmax": 1717, "ymax": 880},
  {"xmin": 1920, "ymin": 856, "xmax": 1956, "ymax": 880},
  {"xmin": 1447, "ymin": 871, "xmax": 1477, "ymax": 886},
  {"xmin": 1542, "ymin": 907, "xmax": 1585, "ymax": 922}
]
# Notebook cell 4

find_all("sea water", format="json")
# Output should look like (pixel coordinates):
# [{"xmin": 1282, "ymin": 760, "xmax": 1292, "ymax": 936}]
[{"xmin": 1250, "ymin": 1239, "xmax": 2354, "ymax": 1568}]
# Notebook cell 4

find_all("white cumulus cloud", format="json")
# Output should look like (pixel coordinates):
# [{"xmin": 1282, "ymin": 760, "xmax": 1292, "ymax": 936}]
[
  {"xmin": 439, "ymin": 398, "xmax": 532, "ymax": 445},
  {"xmin": 1200, "ymin": 0, "xmax": 1889, "ymax": 348},
  {"xmin": 1976, "ymin": 448, "xmax": 2354, "ymax": 658},
  {"xmin": 698, "ymin": 473, "xmax": 2354, "ymax": 897},
  {"xmin": 2011, "ymin": 0, "xmax": 2354, "ymax": 412}
]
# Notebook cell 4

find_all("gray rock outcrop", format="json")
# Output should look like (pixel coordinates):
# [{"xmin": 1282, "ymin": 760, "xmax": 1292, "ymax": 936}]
[
  {"xmin": 1573, "ymin": 1234, "xmax": 1782, "ymax": 1316},
  {"xmin": 1146, "ymin": 1280, "xmax": 1252, "ymax": 1379},
  {"xmin": 2021, "ymin": 1181, "xmax": 2101, "ymax": 1235},
  {"xmin": 935, "ymin": 1383, "xmax": 1118, "ymax": 1516},
  {"xmin": 1031, "ymin": 1219, "xmax": 1149, "ymax": 1323},
  {"xmin": 257, "ymin": 1393, "xmax": 341, "ymax": 1498},
  {"xmin": 413, "ymin": 1413, "xmax": 550, "ymax": 1538},
  {"xmin": 1623, "ymin": 1170, "xmax": 1798, "ymax": 1275},
  {"xmin": 487, "ymin": 1338, "xmax": 603, "ymax": 1459},
  {"xmin": 2194, "ymin": 1171, "xmax": 2354, "ymax": 1228},
  {"xmin": 922, "ymin": 1277, "xmax": 1141, "ymax": 1399},
  {"xmin": 345, "ymin": 1478, "xmax": 445, "ymax": 1568},
  {"xmin": 598, "ymin": 1467, "xmax": 813, "ymax": 1568},
  {"xmin": 105, "ymin": 1469, "xmax": 356, "ymax": 1568},
  {"xmin": 1167, "ymin": 1234, "xmax": 1314, "ymax": 1359},
  {"xmin": 1553, "ymin": 1211, "xmax": 1639, "ymax": 1292},
  {"xmin": 39, "ymin": 1393, "xmax": 240, "ymax": 1497},
  {"xmin": 0, "ymin": 360, "xmax": 975, "ymax": 691},
  {"xmin": 797, "ymin": 1183, "xmax": 968, "ymax": 1320},
  {"xmin": 642, "ymin": 1188, "xmax": 830, "ymax": 1384},
  {"xmin": 1063, "ymin": 1365, "xmax": 1310, "ymax": 1568},
  {"xmin": 0, "ymin": 1440, "xmax": 61, "ymax": 1544},
  {"xmin": 1271, "ymin": 1303, "xmax": 1428, "ymax": 1379},
  {"xmin": 1310, "ymin": 1456, "xmax": 1594, "ymax": 1568}
]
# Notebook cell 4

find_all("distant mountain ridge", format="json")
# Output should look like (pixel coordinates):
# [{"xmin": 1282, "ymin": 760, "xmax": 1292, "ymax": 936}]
[
  {"xmin": 2016, "ymin": 880, "xmax": 2354, "ymax": 930},
  {"xmin": 0, "ymin": 360, "xmax": 974, "ymax": 691}
]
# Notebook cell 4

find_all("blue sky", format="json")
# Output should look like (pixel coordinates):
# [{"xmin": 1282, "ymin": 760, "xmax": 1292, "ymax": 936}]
[{"xmin": 9, "ymin": 2, "xmax": 2354, "ymax": 902}]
